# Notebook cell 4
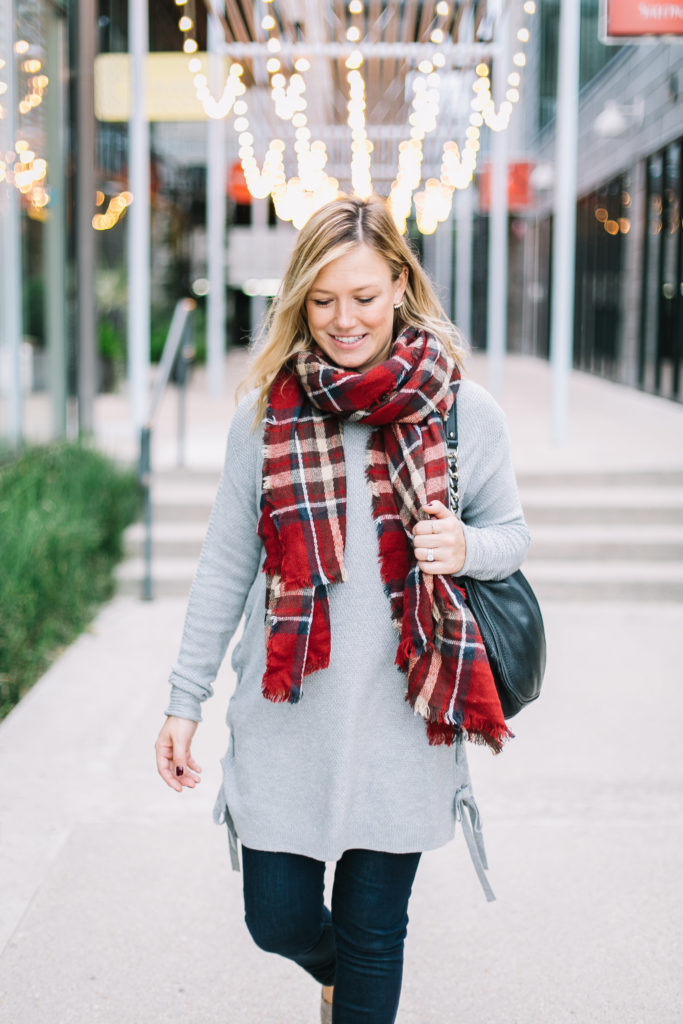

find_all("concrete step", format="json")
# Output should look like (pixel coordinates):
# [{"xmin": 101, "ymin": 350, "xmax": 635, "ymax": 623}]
[
  {"xmin": 523, "ymin": 505, "xmax": 683, "ymax": 525},
  {"xmin": 125, "ymin": 522, "xmax": 683, "ymax": 563},
  {"xmin": 526, "ymin": 524, "xmax": 683, "ymax": 561},
  {"xmin": 519, "ymin": 487, "xmax": 683, "ymax": 506},
  {"xmin": 152, "ymin": 468, "xmax": 683, "ymax": 489},
  {"xmin": 519, "ymin": 487, "xmax": 683, "ymax": 527},
  {"xmin": 525, "ymin": 559, "xmax": 683, "ymax": 602},
  {"xmin": 115, "ymin": 470, "xmax": 683, "ymax": 603},
  {"xmin": 146, "ymin": 489, "xmax": 683, "ymax": 526},
  {"xmin": 124, "ymin": 521, "xmax": 206, "ymax": 559},
  {"xmin": 525, "ymin": 559, "xmax": 683, "ymax": 583},
  {"xmin": 516, "ymin": 470, "xmax": 683, "ymax": 489},
  {"xmin": 115, "ymin": 557, "xmax": 198, "ymax": 599},
  {"xmin": 530, "ymin": 579, "xmax": 683, "ymax": 602},
  {"xmin": 153, "ymin": 467, "xmax": 222, "ymax": 486},
  {"xmin": 528, "ymin": 542, "xmax": 683, "ymax": 561}
]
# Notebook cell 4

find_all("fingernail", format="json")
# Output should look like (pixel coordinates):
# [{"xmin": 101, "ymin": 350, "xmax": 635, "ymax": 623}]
[{"xmin": 176, "ymin": 766, "xmax": 184, "ymax": 777}]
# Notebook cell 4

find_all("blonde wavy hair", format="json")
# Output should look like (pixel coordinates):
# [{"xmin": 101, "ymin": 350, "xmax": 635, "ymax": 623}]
[{"xmin": 237, "ymin": 194, "xmax": 468, "ymax": 422}]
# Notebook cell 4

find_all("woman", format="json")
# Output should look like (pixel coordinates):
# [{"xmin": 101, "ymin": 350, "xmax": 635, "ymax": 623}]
[{"xmin": 155, "ymin": 195, "xmax": 529, "ymax": 1023}]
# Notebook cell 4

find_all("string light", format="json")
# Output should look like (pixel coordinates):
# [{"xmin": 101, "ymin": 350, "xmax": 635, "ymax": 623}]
[
  {"xmin": 347, "ymin": 58, "xmax": 373, "ymax": 199},
  {"xmin": 388, "ymin": 0, "xmax": 446, "ymax": 236},
  {"xmin": 0, "ymin": 31, "xmax": 51, "ymax": 216},
  {"xmin": 471, "ymin": 1, "xmax": 537, "ymax": 133},
  {"xmin": 178, "ymin": 0, "xmax": 246, "ymax": 118},
  {"xmin": 414, "ymin": 178, "xmax": 453, "ymax": 235},
  {"xmin": 210, "ymin": 0, "xmax": 340, "ymax": 224},
  {"xmin": 165, "ymin": 0, "xmax": 536, "ymax": 232},
  {"xmin": 92, "ymin": 190, "xmax": 133, "ymax": 231}
]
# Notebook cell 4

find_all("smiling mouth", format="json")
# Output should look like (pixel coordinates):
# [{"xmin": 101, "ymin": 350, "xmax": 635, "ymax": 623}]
[{"xmin": 331, "ymin": 334, "xmax": 367, "ymax": 345}]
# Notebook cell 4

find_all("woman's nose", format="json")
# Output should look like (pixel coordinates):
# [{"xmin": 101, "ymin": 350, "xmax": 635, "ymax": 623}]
[{"xmin": 333, "ymin": 301, "xmax": 356, "ymax": 327}]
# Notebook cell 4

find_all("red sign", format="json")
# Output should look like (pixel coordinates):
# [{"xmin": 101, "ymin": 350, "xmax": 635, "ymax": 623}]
[
  {"xmin": 227, "ymin": 161, "xmax": 251, "ymax": 205},
  {"xmin": 601, "ymin": 0, "xmax": 683, "ymax": 40},
  {"xmin": 478, "ymin": 162, "xmax": 534, "ymax": 213}
]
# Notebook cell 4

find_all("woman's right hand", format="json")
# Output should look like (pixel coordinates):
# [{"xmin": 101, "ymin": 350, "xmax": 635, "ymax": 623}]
[{"xmin": 155, "ymin": 715, "xmax": 202, "ymax": 792}]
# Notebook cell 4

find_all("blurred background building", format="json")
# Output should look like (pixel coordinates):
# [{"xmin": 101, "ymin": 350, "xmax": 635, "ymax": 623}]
[{"xmin": 1, "ymin": 0, "xmax": 682, "ymax": 449}]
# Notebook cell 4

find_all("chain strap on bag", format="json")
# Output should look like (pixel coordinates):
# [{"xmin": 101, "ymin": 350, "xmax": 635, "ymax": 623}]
[{"xmin": 445, "ymin": 398, "xmax": 546, "ymax": 719}]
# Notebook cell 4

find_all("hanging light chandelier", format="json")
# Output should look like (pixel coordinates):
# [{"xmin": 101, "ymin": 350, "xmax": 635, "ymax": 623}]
[{"xmin": 175, "ymin": 0, "xmax": 537, "ymax": 233}]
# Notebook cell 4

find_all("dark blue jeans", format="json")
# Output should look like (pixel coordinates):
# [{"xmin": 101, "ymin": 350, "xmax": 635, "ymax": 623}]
[{"xmin": 242, "ymin": 845, "xmax": 422, "ymax": 1023}]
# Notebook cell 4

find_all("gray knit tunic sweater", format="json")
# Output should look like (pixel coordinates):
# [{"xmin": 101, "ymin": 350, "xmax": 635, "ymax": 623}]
[{"xmin": 166, "ymin": 378, "xmax": 530, "ymax": 867}]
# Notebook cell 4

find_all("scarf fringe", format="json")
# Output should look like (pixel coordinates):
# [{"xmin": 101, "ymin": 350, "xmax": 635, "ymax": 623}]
[
  {"xmin": 424, "ymin": 716, "xmax": 513, "ymax": 754},
  {"xmin": 398, "ymin": 611, "xmax": 511, "ymax": 752},
  {"xmin": 396, "ymin": 635, "xmax": 416, "ymax": 670},
  {"xmin": 462, "ymin": 714, "xmax": 513, "ymax": 755},
  {"xmin": 262, "ymin": 673, "xmax": 299, "ymax": 703},
  {"xmin": 409, "ymin": 685, "xmax": 512, "ymax": 753}
]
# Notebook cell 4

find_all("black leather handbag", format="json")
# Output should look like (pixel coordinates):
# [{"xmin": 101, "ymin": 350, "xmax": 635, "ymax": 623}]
[{"xmin": 444, "ymin": 399, "xmax": 546, "ymax": 719}]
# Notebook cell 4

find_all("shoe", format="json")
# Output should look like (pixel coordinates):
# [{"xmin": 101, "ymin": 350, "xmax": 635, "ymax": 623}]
[{"xmin": 320, "ymin": 992, "xmax": 332, "ymax": 1024}]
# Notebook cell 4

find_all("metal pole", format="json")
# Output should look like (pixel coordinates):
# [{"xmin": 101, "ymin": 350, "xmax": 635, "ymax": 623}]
[
  {"xmin": 127, "ymin": 0, "xmax": 151, "ymax": 433},
  {"xmin": 206, "ymin": 4, "xmax": 227, "ymax": 397},
  {"xmin": 486, "ymin": 12, "xmax": 509, "ymax": 400},
  {"xmin": 46, "ymin": 9, "xmax": 67, "ymax": 439},
  {"xmin": 550, "ymin": 0, "xmax": 580, "ymax": 446},
  {"xmin": 434, "ymin": 212, "xmax": 453, "ymax": 316},
  {"xmin": 139, "ymin": 425, "xmax": 153, "ymax": 601},
  {"xmin": 76, "ymin": 0, "xmax": 97, "ymax": 436},
  {"xmin": 250, "ymin": 198, "xmax": 268, "ymax": 338},
  {"xmin": 177, "ymin": 323, "xmax": 194, "ymax": 470},
  {"xmin": 455, "ymin": 186, "xmax": 473, "ymax": 341},
  {"xmin": 0, "ymin": 0, "xmax": 24, "ymax": 447},
  {"xmin": 177, "ymin": 359, "xmax": 187, "ymax": 470}
]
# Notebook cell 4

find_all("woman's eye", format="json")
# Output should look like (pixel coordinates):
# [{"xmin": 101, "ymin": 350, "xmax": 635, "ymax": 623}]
[
  {"xmin": 357, "ymin": 297, "xmax": 375, "ymax": 304},
  {"xmin": 312, "ymin": 299, "xmax": 331, "ymax": 307}
]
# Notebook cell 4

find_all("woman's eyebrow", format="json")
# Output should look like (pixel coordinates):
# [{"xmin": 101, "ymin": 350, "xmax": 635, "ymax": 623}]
[{"xmin": 309, "ymin": 284, "xmax": 378, "ymax": 295}]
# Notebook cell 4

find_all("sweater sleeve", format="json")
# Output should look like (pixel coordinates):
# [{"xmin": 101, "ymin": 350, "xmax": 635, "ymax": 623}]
[
  {"xmin": 454, "ymin": 380, "xmax": 530, "ymax": 581},
  {"xmin": 165, "ymin": 397, "xmax": 263, "ymax": 721}
]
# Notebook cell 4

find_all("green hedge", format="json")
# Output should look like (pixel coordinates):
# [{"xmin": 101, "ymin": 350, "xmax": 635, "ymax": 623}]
[{"xmin": 0, "ymin": 444, "xmax": 140, "ymax": 719}]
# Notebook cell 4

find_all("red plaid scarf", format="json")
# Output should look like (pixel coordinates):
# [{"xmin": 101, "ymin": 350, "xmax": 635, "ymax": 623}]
[{"xmin": 257, "ymin": 328, "xmax": 511, "ymax": 752}]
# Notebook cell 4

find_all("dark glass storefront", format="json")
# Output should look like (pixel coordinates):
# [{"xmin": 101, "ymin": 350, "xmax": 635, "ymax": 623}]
[
  {"xmin": 641, "ymin": 143, "xmax": 683, "ymax": 401},
  {"xmin": 521, "ymin": 150, "xmax": 682, "ymax": 405},
  {"xmin": 574, "ymin": 175, "xmax": 629, "ymax": 381}
]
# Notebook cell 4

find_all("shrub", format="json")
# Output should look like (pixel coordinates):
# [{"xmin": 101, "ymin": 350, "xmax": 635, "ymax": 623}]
[{"xmin": 0, "ymin": 444, "xmax": 140, "ymax": 719}]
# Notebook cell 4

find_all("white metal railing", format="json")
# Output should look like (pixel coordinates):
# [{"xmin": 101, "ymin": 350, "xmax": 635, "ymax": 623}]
[{"xmin": 138, "ymin": 297, "xmax": 196, "ymax": 600}]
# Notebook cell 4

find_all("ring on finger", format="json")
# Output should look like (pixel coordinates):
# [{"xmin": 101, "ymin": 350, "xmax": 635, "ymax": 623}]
[{"xmin": 427, "ymin": 548, "xmax": 435, "ymax": 562}]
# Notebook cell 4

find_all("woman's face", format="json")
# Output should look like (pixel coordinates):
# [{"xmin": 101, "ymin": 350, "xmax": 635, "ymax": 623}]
[{"xmin": 304, "ymin": 244, "xmax": 408, "ymax": 373}]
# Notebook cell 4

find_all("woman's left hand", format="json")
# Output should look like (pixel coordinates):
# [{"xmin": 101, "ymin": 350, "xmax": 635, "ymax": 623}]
[{"xmin": 412, "ymin": 500, "xmax": 466, "ymax": 575}]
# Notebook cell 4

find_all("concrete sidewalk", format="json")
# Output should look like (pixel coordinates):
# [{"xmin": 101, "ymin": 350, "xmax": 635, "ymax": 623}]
[{"xmin": 2, "ymin": 354, "xmax": 683, "ymax": 1023}]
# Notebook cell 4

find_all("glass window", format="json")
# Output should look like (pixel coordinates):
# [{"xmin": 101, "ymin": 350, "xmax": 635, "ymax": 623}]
[
  {"xmin": 537, "ymin": 0, "xmax": 624, "ymax": 133},
  {"xmin": 640, "ymin": 146, "xmax": 683, "ymax": 402},
  {"xmin": 574, "ymin": 176, "xmax": 627, "ymax": 380}
]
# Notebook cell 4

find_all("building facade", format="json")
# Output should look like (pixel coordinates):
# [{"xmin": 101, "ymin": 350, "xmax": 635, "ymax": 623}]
[{"xmin": 525, "ymin": 1, "xmax": 683, "ymax": 404}]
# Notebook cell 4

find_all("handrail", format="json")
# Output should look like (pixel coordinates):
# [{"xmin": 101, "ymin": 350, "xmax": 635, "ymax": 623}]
[
  {"xmin": 148, "ymin": 297, "xmax": 196, "ymax": 424},
  {"xmin": 138, "ymin": 297, "xmax": 197, "ymax": 601}
]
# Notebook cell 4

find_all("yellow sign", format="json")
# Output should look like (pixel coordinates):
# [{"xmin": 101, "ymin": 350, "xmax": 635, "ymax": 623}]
[{"xmin": 94, "ymin": 52, "xmax": 230, "ymax": 122}]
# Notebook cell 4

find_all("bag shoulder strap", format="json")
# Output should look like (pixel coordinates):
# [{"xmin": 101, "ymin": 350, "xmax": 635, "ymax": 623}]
[{"xmin": 445, "ymin": 392, "xmax": 460, "ymax": 516}]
